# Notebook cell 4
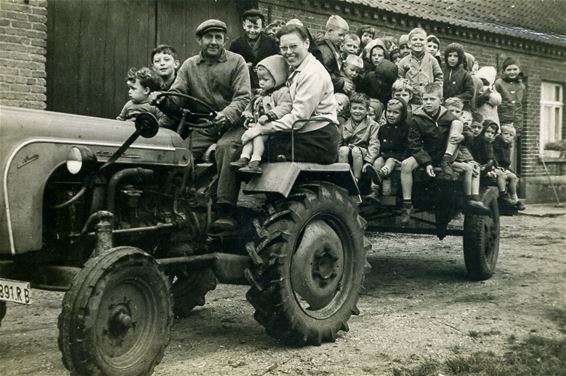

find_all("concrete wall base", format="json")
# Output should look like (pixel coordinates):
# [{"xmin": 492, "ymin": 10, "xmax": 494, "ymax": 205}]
[{"xmin": 524, "ymin": 176, "xmax": 566, "ymax": 204}]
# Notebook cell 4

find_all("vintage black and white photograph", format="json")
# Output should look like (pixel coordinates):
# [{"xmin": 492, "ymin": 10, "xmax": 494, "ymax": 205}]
[{"xmin": 0, "ymin": 0, "xmax": 565, "ymax": 375}]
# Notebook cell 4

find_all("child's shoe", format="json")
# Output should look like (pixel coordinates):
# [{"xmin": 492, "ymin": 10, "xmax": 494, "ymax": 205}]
[
  {"xmin": 399, "ymin": 202, "xmax": 413, "ymax": 225},
  {"xmin": 239, "ymin": 160, "xmax": 262, "ymax": 174},
  {"xmin": 498, "ymin": 192, "xmax": 515, "ymax": 207},
  {"xmin": 363, "ymin": 164, "xmax": 382, "ymax": 184},
  {"xmin": 230, "ymin": 157, "xmax": 249, "ymax": 169},
  {"xmin": 438, "ymin": 159, "xmax": 455, "ymax": 180},
  {"xmin": 515, "ymin": 200, "xmax": 526, "ymax": 211},
  {"xmin": 465, "ymin": 199, "xmax": 491, "ymax": 216}
]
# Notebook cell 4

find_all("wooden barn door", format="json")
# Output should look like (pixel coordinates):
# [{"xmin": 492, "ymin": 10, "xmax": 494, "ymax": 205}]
[{"xmin": 47, "ymin": 0, "xmax": 250, "ymax": 119}]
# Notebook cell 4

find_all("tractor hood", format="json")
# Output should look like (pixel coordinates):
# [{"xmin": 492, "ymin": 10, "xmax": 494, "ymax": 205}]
[{"xmin": 0, "ymin": 106, "xmax": 190, "ymax": 256}]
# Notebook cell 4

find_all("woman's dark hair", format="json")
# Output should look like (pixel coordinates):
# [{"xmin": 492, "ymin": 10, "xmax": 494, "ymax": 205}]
[{"xmin": 276, "ymin": 24, "xmax": 309, "ymax": 41}]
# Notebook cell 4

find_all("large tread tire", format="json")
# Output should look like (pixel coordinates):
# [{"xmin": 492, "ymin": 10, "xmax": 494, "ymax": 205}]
[
  {"xmin": 0, "ymin": 301, "xmax": 6, "ymax": 327},
  {"xmin": 58, "ymin": 247, "xmax": 173, "ymax": 376},
  {"xmin": 463, "ymin": 187, "xmax": 500, "ymax": 280},
  {"xmin": 171, "ymin": 268, "xmax": 217, "ymax": 318},
  {"xmin": 245, "ymin": 182, "xmax": 368, "ymax": 345}
]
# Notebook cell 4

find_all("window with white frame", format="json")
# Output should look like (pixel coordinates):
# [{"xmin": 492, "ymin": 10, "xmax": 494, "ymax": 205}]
[{"xmin": 540, "ymin": 81, "xmax": 563, "ymax": 153}]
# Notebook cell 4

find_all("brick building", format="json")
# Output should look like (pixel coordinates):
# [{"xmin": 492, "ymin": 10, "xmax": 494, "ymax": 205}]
[
  {"xmin": 0, "ymin": 0, "xmax": 47, "ymax": 109},
  {"xmin": 0, "ymin": 0, "xmax": 565, "ymax": 202}
]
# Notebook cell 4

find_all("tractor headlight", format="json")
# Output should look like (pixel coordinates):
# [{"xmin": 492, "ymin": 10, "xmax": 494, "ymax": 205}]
[{"xmin": 66, "ymin": 146, "xmax": 96, "ymax": 174}]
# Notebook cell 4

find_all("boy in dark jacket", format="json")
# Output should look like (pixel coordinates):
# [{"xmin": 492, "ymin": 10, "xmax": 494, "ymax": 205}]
[
  {"xmin": 317, "ymin": 15, "xmax": 350, "ymax": 93},
  {"xmin": 229, "ymin": 9, "xmax": 279, "ymax": 89},
  {"xmin": 442, "ymin": 43, "xmax": 474, "ymax": 110},
  {"xmin": 399, "ymin": 84, "xmax": 487, "ymax": 224}
]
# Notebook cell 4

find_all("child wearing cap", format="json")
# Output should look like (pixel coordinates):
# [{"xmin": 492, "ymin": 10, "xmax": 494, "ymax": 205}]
[
  {"xmin": 117, "ymin": 67, "xmax": 164, "ymax": 122},
  {"xmin": 398, "ymin": 34, "xmax": 410, "ymax": 60},
  {"xmin": 336, "ymin": 54, "xmax": 364, "ymax": 95},
  {"xmin": 358, "ymin": 38, "xmax": 399, "ymax": 106},
  {"xmin": 231, "ymin": 55, "xmax": 292, "ymax": 174},
  {"xmin": 229, "ymin": 9, "xmax": 279, "ymax": 89},
  {"xmin": 338, "ymin": 92, "xmax": 380, "ymax": 181}
]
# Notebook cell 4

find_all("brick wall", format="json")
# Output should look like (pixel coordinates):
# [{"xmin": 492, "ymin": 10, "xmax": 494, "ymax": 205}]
[
  {"xmin": 0, "ymin": 0, "xmax": 47, "ymax": 109},
  {"xmin": 259, "ymin": 0, "xmax": 566, "ymax": 202}
]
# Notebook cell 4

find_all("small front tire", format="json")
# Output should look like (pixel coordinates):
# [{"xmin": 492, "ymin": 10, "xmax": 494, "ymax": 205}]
[{"xmin": 58, "ymin": 247, "xmax": 173, "ymax": 376}]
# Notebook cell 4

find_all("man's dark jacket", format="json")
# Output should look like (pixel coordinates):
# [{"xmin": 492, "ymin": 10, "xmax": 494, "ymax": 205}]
[{"xmin": 229, "ymin": 32, "xmax": 279, "ymax": 88}]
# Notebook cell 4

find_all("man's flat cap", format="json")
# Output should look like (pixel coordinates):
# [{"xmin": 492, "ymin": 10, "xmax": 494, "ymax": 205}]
[
  {"xmin": 195, "ymin": 19, "xmax": 227, "ymax": 37},
  {"xmin": 242, "ymin": 9, "xmax": 265, "ymax": 23}
]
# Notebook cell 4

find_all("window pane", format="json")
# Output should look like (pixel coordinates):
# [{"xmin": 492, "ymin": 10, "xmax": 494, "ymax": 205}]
[
  {"xmin": 541, "ymin": 83, "xmax": 551, "ymax": 101},
  {"xmin": 555, "ymin": 107, "xmax": 561, "ymax": 140},
  {"xmin": 554, "ymin": 85, "xmax": 561, "ymax": 102}
]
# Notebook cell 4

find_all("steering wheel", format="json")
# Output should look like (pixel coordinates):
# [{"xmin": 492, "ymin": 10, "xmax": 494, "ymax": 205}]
[{"xmin": 155, "ymin": 91, "xmax": 217, "ymax": 129}]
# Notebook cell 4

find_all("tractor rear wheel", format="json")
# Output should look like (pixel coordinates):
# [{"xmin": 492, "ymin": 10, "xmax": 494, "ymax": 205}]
[
  {"xmin": 463, "ymin": 187, "xmax": 500, "ymax": 280},
  {"xmin": 246, "ymin": 182, "xmax": 367, "ymax": 345},
  {"xmin": 58, "ymin": 247, "xmax": 173, "ymax": 376}
]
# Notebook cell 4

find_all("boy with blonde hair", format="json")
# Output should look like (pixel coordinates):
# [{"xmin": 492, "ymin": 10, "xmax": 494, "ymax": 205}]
[
  {"xmin": 317, "ymin": 15, "xmax": 351, "ymax": 92},
  {"xmin": 398, "ymin": 28, "xmax": 443, "ymax": 100},
  {"xmin": 336, "ymin": 54, "xmax": 364, "ymax": 95}
]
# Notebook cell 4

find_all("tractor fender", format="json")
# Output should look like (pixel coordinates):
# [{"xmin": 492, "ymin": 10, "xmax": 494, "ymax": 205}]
[{"xmin": 242, "ymin": 162, "xmax": 359, "ymax": 197}]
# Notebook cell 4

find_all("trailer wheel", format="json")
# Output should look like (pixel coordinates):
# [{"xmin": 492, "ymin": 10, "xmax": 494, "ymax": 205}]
[
  {"xmin": 171, "ymin": 268, "xmax": 217, "ymax": 318},
  {"xmin": 463, "ymin": 187, "xmax": 500, "ymax": 280},
  {"xmin": 58, "ymin": 247, "xmax": 173, "ymax": 376},
  {"xmin": 0, "ymin": 301, "xmax": 6, "ymax": 326},
  {"xmin": 246, "ymin": 182, "xmax": 367, "ymax": 345}
]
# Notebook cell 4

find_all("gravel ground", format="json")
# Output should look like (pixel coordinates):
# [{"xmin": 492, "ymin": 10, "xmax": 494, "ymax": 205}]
[{"xmin": 1, "ymin": 210, "xmax": 564, "ymax": 375}]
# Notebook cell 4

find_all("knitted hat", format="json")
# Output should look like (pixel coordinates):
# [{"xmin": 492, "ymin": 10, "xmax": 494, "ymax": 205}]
[
  {"xmin": 472, "ymin": 111, "xmax": 483, "ymax": 124},
  {"xmin": 502, "ymin": 56, "xmax": 519, "ymax": 71},
  {"xmin": 444, "ymin": 42, "xmax": 465, "ymax": 67},
  {"xmin": 286, "ymin": 18, "xmax": 303, "ymax": 26},
  {"xmin": 426, "ymin": 35, "xmax": 440, "ymax": 47},
  {"xmin": 345, "ymin": 54, "xmax": 364, "ymax": 69},
  {"xmin": 326, "ymin": 15, "xmax": 349, "ymax": 31},
  {"xmin": 398, "ymin": 34, "xmax": 409, "ymax": 46},
  {"xmin": 257, "ymin": 55, "xmax": 289, "ymax": 88},
  {"xmin": 365, "ymin": 38, "xmax": 388, "ymax": 60}
]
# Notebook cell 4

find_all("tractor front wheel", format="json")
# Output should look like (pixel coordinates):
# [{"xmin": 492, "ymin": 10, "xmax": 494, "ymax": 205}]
[{"xmin": 58, "ymin": 247, "xmax": 173, "ymax": 376}]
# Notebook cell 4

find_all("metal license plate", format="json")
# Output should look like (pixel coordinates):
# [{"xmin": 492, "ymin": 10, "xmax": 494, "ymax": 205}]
[{"xmin": 0, "ymin": 278, "xmax": 31, "ymax": 304}]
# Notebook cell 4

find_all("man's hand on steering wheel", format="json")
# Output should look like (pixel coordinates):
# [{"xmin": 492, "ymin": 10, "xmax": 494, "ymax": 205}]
[{"xmin": 148, "ymin": 91, "xmax": 162, "ymax": 105}]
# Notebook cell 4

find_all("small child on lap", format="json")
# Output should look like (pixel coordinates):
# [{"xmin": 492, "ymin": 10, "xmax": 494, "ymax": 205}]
[{"xmin": 231, "ymin": 55, "xmax": 292, "ymax": 174}]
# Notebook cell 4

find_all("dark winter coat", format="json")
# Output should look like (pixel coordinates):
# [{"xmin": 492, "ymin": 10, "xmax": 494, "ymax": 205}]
[
  {"xmin": 317, "ymin": 38, "xmax": 344, "ymax": 92},
  {"xmin": 471, "ymin": 123, "xmax": 499, "ymax": 169},
  {"xmin": 442, "ymin": 43, "xmax": 474, "ymax": 107},
  {"xmin": 407, "ymin": 106, "xmax": 458, "ymax": 167},
  {"xmin": 378, "ymin": 98, "xmax": 409, "ymax": 161},
  {"xmin": 358, "ymin": 59, "xmax": 398, "ymax": 105},
  {"xmin": 229, "ymin": 32, "xmax": 279, "ymax": 88},
  {"xmin": 495, "ymin": 75, "xmax": 526, "ymax": 130},
  {"xmin": 493, "ymin": 135, "xmax": 512, "ymax": 170}
]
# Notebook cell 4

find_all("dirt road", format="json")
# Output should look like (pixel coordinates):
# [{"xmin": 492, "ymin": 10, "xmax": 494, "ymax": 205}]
[{"xmin": 1, "ymin": 211, "xmax": 564, "ymax": 375}]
